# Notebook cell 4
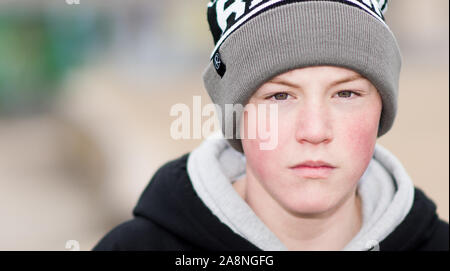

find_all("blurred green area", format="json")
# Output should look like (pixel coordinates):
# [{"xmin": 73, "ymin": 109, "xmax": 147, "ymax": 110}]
[{"xmin": 0, "ymin": 6, "xmax": 110, "ymax": 115}]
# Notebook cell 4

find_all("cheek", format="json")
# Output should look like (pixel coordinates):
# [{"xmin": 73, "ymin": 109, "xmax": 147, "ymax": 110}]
[
  {"xmin": 242, "ymin": 139, "xmax": 277, "ymax": 181},
  {"xmin": 241, "ymin": 129, "xmax": 282, "ymax": 181},
  {"xmin": 340, "ymin": 108, "xmax": 380, "ymax": 170}
]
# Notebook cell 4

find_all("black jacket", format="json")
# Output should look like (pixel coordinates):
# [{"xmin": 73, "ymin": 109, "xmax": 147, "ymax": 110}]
[{"xmin": 93, "ymin": 153, "xmax": 449, "ymax": 251}]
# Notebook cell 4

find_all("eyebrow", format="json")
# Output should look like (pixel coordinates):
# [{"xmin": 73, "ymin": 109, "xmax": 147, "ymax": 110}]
[{"xmin": 268, "ymin": 74, "xmax": 364, "ymax": 88}]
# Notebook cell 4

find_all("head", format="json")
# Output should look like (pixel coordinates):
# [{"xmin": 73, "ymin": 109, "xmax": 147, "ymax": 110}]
[
  {"xmin": 202, "ymin": 0, "xmax": 402, "ymax": 214},
  {"xmin": 240, "ymin": 65, "xmax": 382, "ymax": 214}
]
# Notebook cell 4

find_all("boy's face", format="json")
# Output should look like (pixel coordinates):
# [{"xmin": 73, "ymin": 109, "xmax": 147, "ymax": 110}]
[{"xmin": 240, "ymin": 66, "xmax": 382, "ymax": 215}]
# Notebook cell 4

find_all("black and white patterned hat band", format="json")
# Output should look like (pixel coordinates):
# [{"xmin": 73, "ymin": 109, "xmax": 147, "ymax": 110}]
[
  {"xmin": 207, "ymin": 0, "xmax": 388, "ymax": 58},
  {"xmin": 202, "ymin": 0, "xmax": 401, "ymax": 152}
]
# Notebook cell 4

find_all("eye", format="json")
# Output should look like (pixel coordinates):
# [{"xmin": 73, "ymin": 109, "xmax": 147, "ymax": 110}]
[
  {"xmin": 336, "ymin": 90, "xmax": 360, "ymax": 98},
  {"xmin": 268, "ymin": 92, "xmax": 290, "ymax": 100}
]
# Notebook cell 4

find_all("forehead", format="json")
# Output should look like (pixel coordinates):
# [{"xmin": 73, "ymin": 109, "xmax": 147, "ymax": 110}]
[{"xmin": 251, "ymin": 65, "xmax": 378, "ymax": 97}]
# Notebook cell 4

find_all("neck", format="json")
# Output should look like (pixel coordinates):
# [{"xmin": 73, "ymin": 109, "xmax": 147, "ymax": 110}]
[{"xmin": 233, "ymin": 175, "xmax": 362, "ymax": 251}]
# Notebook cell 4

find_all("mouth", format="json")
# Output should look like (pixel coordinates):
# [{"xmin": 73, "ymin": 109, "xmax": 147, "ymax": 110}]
[{"xmin": 289, "ymin": 160, "xmax": 336, "ymax": 179}]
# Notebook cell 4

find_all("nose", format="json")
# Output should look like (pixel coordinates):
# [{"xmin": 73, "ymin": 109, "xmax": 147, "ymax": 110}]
[{"xmin": 294, "ymin": 101, "xmax": 332, "ymax": 145}]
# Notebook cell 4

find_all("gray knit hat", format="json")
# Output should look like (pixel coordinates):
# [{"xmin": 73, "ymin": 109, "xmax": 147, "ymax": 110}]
[{"xmin": 202, "ymin": 0, "xmax": 401, "ymax": 152}]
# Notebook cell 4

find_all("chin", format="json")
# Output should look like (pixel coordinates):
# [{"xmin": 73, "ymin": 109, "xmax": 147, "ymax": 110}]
[{"xmin": 281, "ymin": 190, "xmax": 338, "ymax": 216}]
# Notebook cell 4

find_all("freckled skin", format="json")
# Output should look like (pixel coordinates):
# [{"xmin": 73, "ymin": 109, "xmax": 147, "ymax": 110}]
[{"xmin": 239, "ymin": 66, "xmax": 382, "ymax": 216}]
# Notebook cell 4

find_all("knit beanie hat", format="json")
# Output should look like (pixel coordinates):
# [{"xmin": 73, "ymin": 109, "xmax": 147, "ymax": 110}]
[{"xmin": 202, "ymin": 0, "xmax": 402, "ymax": 152}]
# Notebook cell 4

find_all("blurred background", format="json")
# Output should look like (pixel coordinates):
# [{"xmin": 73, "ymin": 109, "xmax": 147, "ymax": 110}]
[{"xmin": 0, "ymin": 0, "xmax": 448, "ymax": 250}]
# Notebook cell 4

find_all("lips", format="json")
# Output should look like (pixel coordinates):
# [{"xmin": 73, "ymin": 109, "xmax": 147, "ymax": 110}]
[
  {"xmin": 289, "ymin": 160, "xmax": 336, "ymax": 179},
  {"xmin": 293, "ymin": 160, "xmax": 335, "ymax": 168}
]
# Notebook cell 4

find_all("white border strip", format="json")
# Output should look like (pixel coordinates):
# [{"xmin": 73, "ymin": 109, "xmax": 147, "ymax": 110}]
[
  {"xmin": 209, "ymin": 0, "xmax": 388, "ymax": 59},
  {"xmin": 346, "ymin": 0, "xmax": 387, "ymax": 25}
]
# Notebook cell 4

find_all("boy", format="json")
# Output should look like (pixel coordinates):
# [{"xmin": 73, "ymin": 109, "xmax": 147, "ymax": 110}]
[{"xmin": 94, "ymin": 0, "xmax": 449, "ymax": 250}]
